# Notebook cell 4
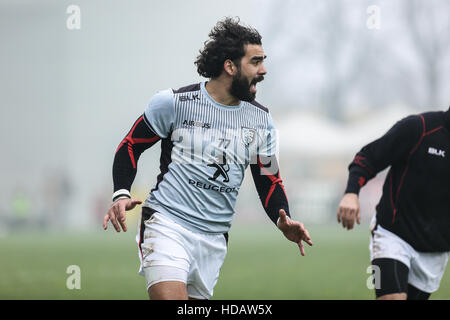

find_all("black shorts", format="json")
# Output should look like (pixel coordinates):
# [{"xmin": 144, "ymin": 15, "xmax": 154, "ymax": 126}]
[{"xmin": 371, "ymin": 258, "xmax": 431, "ymax": 300}]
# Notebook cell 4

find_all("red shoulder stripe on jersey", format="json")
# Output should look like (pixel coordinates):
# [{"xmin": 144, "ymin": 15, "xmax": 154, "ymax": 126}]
[{"xmin": 424, "ymin": 126, "xmax": 443, "ymax": 136}]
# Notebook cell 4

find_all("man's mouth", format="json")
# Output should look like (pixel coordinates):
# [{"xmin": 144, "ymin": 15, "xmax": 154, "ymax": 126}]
[{"xmin": 250, "ymin": 77, "xmax": 264, "ymax": 93}]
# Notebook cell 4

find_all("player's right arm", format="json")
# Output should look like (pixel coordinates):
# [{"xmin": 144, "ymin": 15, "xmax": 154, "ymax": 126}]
[
  {"xmin": 338, "ymin": 115, "xmax": 423, "ymax": 230},
  {"xmin": 103, "ymin": 89, "xmax": 175, "ymax": 232},
  {"xmin": 103, "ymin": 115, "xmax": 160, "ymax": 232}
]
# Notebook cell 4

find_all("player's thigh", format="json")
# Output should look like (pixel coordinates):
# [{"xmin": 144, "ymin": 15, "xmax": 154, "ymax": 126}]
[
  {"xmin": 376, "ymin": 292, "xmax": 407, "ymax": 300},
  {"xmin": 408, "ymin": 251, "xmax": 449, "ymax": 295},
  {"xmin": 148, "ymin": 280, "xmax": 188, "ymax": 300},
  {"xmin": 186, "ymin": 233, "xmax": 228, "ymax": 300},
  {"xmin": 140, "ymin": 214, "xmax": 192, "ymax": 299},
  {"xmin": 370, "ymin": 223, "xmax": 413, "ymax": 299},
  {"xmin": 407, "ymin": 283, "xmax": 430, "ymax": 300},
  {"xmin": 371, "ymin": 258, "xmax": 409, "ymax": 299},
  {"xmin": 145, "ymin": 265, "xmax": 190, "ymax": 300}
]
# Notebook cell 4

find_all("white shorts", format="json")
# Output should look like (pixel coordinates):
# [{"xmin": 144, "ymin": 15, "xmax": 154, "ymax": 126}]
[
  {"xmin": 136, "ymin": 211, "xmax": 227, "ymax": 299},
  {"xmin": 369, "ymin": 216, "xmax": 449, "ymax": 293}
]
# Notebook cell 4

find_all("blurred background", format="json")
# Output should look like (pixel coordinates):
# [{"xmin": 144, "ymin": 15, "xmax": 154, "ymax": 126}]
[{"xmin": 1, "ymin": 0, "xmax": 449, "ymax": 299}]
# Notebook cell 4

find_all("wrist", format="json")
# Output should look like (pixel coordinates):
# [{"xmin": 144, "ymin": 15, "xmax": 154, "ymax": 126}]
[
  {"xmin": 345, "ymin": 171, "xmax": 366, "ymax": 195},
  {"xmin": 112, "ymin": 189, "xmax": 131, "ymax": 202},
  {"xmin": 344, "ymin": 192, "xmax": 359, "ymax": 199}
]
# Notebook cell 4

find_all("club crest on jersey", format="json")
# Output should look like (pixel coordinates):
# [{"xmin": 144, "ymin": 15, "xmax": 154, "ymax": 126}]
[{"xmin": 241, "ymin": 127, "xmax": 256, "ymax": 147}]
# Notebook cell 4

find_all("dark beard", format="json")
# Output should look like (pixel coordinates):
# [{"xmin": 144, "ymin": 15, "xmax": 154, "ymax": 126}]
[{"xmin": 230, "ymin": 70, "xmax": 260, "ymax": 102}]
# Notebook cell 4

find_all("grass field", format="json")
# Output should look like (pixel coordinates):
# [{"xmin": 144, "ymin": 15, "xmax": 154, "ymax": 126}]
[{"xmin": 1, "ymin": 223, "xmax": 450, "ymax": 300}]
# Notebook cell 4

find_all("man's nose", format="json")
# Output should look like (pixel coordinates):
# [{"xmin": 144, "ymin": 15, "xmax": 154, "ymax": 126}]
[{"xmin": 259, "ymin": 63, "xmax": 267, "ymax": 75}]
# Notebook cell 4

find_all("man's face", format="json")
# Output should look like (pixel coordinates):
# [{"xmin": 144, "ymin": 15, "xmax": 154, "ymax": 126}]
[{"xmin": 230, "ymin": 44, "xmax": 267, "ymax": 102}]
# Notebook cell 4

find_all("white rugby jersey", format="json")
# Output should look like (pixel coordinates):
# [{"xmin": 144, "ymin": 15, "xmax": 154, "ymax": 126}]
[{"xmin": 142, "ymin": 82, "xmax": 278, "ymax": 234}]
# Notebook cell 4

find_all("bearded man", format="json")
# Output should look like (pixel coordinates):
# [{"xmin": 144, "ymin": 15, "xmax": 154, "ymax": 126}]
[{"xmin": 103, "ymin": 17, "xmax": 313, "ymax": 300}]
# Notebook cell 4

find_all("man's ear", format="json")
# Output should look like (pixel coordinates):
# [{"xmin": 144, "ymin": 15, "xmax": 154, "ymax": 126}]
[{"xmin": 224, "ymin": 59, "xmax": 237, "ymax": 76}]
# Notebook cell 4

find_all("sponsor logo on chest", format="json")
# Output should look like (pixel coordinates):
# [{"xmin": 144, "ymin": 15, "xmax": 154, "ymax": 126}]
[
  {"xmin": 179, "ymin": 94, "xmax": 200, "ymax": 102},
  {"xmin": 428, "ymin": 147, "xmax": 445, "ymax": 158},
  {"xmin": 182, "ymin": 119, "xmax": 211, "ymax": 129}
]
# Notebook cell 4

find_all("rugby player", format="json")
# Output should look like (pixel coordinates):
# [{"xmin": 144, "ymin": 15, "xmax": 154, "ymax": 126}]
[
  {"xmin": 337, "ymin": 107, "xmax": 450, "ymax": 300},
  {"xmin": 103, "ymin": 17, "xmax": 313, "ymax": 300}
]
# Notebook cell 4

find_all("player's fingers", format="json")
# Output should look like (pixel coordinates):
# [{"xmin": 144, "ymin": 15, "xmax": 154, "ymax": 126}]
[
  {"xmin": 117, "ymin": 203, "xmax": 128, "ymax": 232},
  {"xmin": 346, "ymin": 208, "xmax": 356, "ymax": 229},
  {"xmin": 347, "ymin": 221, "xmax": 354, "ymax": 230},
  {"xmin": 126, "ymin": 198, "xmax": 143, "ymax": 210},
  {"xmin": 356, "ymin": 208, "xmax": 361, "ymax": 225},
  {"xmin": 298, "ymin": 223, "xmax": 310, "ymax": 241},
  {"xmin": 110, "ymin": 206, "xmax": 121, "ymax": 232},
  {"xmin": 302, "ymin": 229, "xmax": 313, "ymax": 246},
  {"xmin": 298, "ymin": 241, "xmax": 305, "ymax": 256},
  {"xmin": 347, "ymin": 210, "xmax": 355, "ymax": 230},
  {"xmin": 345, "ymin": 209, "xmax": 352, "ymax": 230},
  {"xmin": 341, "ymin": 208, "xmax": 348, "ymax": 228},
  {"xmin": 119, "ymin": 218, "xmax": 127, "ymax": 232},
  {"xmin": 294, "ymin": 223, "xmax": 313, "ymax": 247},
  {"xmin": 278, "ymin": 209, "xmax": 288, "ymax": 224},
  {"xmin": 103, "ymin": 214, "xmax": 110, "ymax": 230},
  {"xmin": 337, "ymin": 207, "xmax": 342, "ymax": 223}
]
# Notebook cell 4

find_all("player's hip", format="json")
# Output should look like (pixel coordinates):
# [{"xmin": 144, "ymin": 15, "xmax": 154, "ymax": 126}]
[
  {"xmin": 137, "ymin": 206, "xmax": 229, "ymax": 259},
  {"xmin": 143, "ymin": 193, "xmax": 235, "ymax": 234},
  {"xmin": 370, "ymin": 216, "xmax": 450, "ymax": 293}
]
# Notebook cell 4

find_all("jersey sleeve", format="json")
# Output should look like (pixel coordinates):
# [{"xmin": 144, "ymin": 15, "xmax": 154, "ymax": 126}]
[
  {"xmin": 345, "ymin": 115, "xmax": 423, "ymax": 195},
  {"xmin": 257, "ymin": 113, "xmax": 278, "ymax": 157},
  {"xmin": 112, "ymin": 115, "xmax": 161, "ymax": 199},
  {"xmin": 250, "ymin": 154, "xmax": 290, "ymax": 225},
  {"xmin": 143, "ymin": 89, "xmax": 175, "ymax": 138}
]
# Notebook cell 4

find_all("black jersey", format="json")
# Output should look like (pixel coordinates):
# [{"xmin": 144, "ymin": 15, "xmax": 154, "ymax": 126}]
[{"xmin": 345, "ymin": 108, "xmax": 450, "ymax": 252}]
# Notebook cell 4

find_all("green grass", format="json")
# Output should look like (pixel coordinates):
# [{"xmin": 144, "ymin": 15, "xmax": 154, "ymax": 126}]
[{"xmin": 1, "ymin": 224, "xmax": 449, "ymax": 300}]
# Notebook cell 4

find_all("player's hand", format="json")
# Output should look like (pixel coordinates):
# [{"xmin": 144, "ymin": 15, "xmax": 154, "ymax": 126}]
[
  {"xmin": 277, "ymin": 209, "xmax": 313, "ymax": 256},
  {"xmin": 337, "ymin": 193, "xmax": 360, "ymax": 230},
  {"xmin": 103, "ymin": 198, "xmax": 142, "ymax": 232}
]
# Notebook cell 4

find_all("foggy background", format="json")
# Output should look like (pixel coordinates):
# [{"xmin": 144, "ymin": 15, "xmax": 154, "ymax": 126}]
[{"xmin": 1, "ymin": 0, "xmax": 449, "ymax": 234}]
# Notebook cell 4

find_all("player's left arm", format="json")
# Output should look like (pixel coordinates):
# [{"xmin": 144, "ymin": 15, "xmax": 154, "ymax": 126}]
[{"xmin": 250, "ymin": 155, "xmax": 313, "ymax": 256}]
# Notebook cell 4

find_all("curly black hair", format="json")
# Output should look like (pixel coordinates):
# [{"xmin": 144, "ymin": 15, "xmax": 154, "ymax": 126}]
[{"xmin": 195, "ymin": 17, "xmax": 262, "ymax": 79}]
